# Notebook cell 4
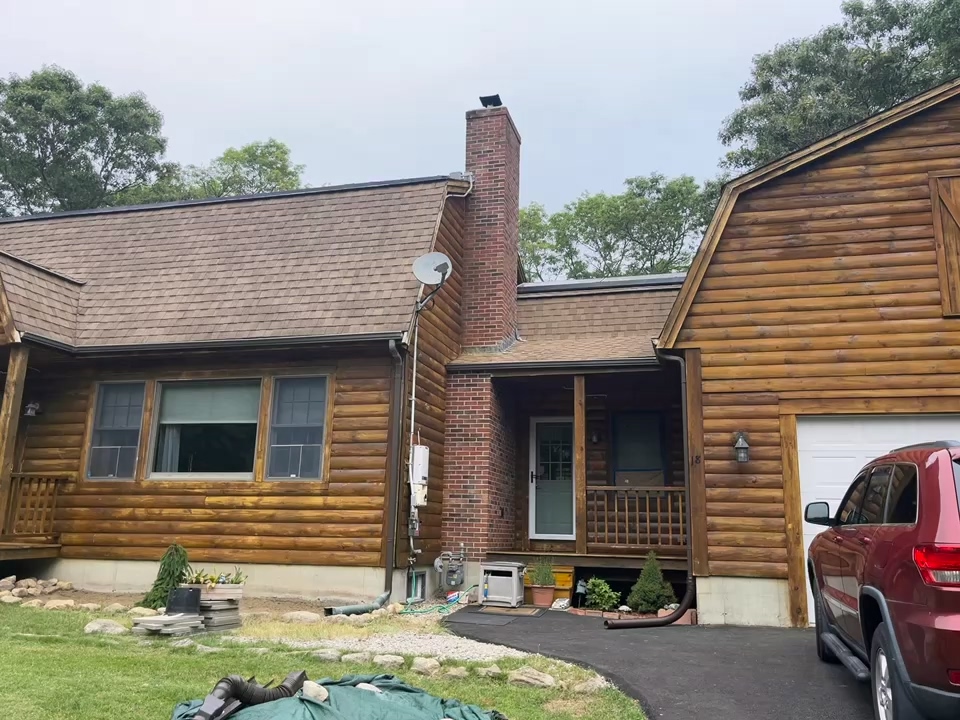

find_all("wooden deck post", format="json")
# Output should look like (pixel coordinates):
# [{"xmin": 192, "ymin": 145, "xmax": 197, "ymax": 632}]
[
  {"xmin": 574, "ymin": 375, "xmax": 587, "ymax": 554},
  {"xmin": 0, "ymin": 345, "xmax": 28, "ymax": 535}
]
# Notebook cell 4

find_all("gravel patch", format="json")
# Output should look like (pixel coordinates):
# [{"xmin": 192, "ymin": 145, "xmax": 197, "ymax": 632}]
[{"xmin": 231, "ymin": 632, "xmax": 527, "ymax": 662}]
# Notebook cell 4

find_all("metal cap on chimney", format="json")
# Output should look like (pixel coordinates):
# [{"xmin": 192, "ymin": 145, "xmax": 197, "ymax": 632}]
[{"xmin": 479, "ymin": 94, "xmax": 502, "ymax": 108}]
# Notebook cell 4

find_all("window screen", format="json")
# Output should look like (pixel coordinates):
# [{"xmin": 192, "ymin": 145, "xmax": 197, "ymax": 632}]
[
  {"xmin": 152, "ymin": 380, "xmax": 261, "ymax": 476},
  {"xmin": 87, "ymin": 382, "xmax": 145, "ymax": 479},
  {"xmin": 268, "ymin": 377, "xmax": 327, "ymax": 479}
]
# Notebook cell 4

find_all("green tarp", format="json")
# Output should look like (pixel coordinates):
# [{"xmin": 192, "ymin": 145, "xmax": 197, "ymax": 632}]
[{"xmin": 172, "ymin": 674, "xmax": 506, "ymax": 720}]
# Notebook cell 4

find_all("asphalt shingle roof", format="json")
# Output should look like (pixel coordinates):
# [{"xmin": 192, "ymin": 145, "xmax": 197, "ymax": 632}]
[{"xmin": 0, "ymin": 178, "xmax": 452, "ymax": 349}]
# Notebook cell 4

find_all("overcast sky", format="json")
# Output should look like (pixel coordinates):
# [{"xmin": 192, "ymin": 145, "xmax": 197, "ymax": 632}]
[{"xmin": 3, "ymin": 0, "xmax": 843, "ymax": 210}]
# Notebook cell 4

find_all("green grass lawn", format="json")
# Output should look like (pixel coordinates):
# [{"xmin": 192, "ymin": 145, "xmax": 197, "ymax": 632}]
[{"xmin": 0, "ymin": 606, "xmax": 644, "ymax": 720}]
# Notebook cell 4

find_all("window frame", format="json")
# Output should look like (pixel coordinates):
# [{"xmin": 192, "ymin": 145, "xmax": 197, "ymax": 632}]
[
  {"xmin": 265, "ymin": 374, "xmax": 331, "ymax": 481},
  {"xmin": 84, "ymin": 381, "xmax": 148, "ymax": 481},
  {"xmin": 146, "ymin": 377, "xmax": 266, "ymax": 481},
  {"xmin": 856, "ymin": 464, "xmax": 894, "ymax": 526}
]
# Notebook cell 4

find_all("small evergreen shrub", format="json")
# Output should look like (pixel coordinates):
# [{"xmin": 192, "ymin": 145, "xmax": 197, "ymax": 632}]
[
  {"xmin": 142, "ymin": 544, "xmax": 190, "ymax": 609},
  {"xmin": 585, "ymin": 577, "xmax": 620, "ymax": 611},
  {"xmin": 626, "ymin": 551, "xmax": 677, "ymax": 613}
]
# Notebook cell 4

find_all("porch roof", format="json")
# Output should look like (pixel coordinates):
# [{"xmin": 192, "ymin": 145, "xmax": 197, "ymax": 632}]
[{"xmin": 450, "ymin": 282, "xmax": 680, "ymax": 369}]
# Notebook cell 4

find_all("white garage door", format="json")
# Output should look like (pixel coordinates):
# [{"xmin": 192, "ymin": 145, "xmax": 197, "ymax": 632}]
[{"xmin": 796, "ymin": 414, "xmax": 960, "ymax": 623}]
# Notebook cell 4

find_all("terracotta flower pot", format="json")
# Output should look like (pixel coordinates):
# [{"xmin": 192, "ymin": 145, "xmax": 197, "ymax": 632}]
[{"xmin": 530, "ymin": 585, "xmax": 555, "ymax": 607}]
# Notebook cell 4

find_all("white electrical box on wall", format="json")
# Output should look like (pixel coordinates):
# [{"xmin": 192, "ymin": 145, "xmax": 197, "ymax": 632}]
[{"xmin": 411, "ymin": 445, "xmax": 429, "ymax": 507}]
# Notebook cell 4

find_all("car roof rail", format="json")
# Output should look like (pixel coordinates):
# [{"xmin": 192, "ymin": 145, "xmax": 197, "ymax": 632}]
[{"xmin": 889, "ymin": 440, "xmax": 960, "ymax": 452}]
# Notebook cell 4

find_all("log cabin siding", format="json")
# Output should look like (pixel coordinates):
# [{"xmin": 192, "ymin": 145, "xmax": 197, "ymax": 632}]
[
  {"xmin": 396, "ymin": 198, "xmax": 465, "ymax": 565},
  {"xmin": 676, "ymin": 95, "xmax": 960, "ymax": 581},
  {"xmin": 20, "ymin": 354, "xmax": 393, "ymax": 567}
]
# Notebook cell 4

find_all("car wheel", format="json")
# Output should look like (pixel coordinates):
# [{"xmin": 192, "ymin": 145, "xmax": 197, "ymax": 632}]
[
  {"xmin": 813, "ymin": 585, "xmax": 838, "ymax": 663},
  {"xmin": 871, "ymin": 623, "xmax": 921, "ymax": 720}
]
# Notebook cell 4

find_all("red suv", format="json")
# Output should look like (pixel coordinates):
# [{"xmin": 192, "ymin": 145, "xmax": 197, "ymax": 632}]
[{"xmin": 805, "ymin": 441, "xmax": 960, "ymax": 720}]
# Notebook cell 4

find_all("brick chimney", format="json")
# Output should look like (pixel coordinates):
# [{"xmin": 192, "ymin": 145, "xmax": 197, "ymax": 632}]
[{"xmin": 460, "ymin": 102, "xmax": 522, "ymax": 350}]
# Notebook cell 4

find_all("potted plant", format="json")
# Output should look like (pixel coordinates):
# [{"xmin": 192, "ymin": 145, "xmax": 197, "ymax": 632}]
[
  {"xmin": 181, "ymin": 566, "xmax": 246, "ymax": 602},
  {"xmin": 528, "ymin": 557, "xmax": 556, "ymax": 607}
]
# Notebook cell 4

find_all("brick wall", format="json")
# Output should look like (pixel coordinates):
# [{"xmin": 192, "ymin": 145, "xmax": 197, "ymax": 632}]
[
  {"xmin": 442, "ymin": 372, "xmax": 516, "ymax": 560},
  {"xmin": 461, "ymin": 107, "xmax": 521, "ymax": 349}
]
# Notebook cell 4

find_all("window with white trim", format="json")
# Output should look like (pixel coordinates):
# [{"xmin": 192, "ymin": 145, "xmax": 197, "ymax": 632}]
[
  {"xmin": 87, "ymin": 382, "xmax": 146, "ymax": 479},
  {"xmin": 151, "ymin": 380, "xmax": 261, "ymax": 478},
  {"xmin": 267, "ymin": 376, "xmax": 327, "ymax": 479}
]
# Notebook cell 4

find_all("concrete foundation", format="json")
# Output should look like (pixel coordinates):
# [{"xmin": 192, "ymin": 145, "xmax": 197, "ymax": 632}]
[
  {"xmin": 695, "ymin": 576, "xmax": 791, "ymax": 627},
  {"xmin": 39, "ymin": 559, "xmax": 438, "ymax": 605}
]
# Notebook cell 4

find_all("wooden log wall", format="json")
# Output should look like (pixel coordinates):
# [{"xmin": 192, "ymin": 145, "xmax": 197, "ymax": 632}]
[
  {"xmin": 676, "ymin": 95, "xmax": 960, "ymax": 583},
  {"xmin": 396, "ymin": 197, "xmax": 465, "ymax": 566},
  {"xmin": 17, "ymin": 351, "xmax": 394, "ymax": 567}
]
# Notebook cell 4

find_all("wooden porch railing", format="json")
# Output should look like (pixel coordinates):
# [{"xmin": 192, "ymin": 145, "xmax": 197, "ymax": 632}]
[
  {"xmin": 1, "ymin": 473, "xmax": 69, "ymax": 539},
  {"xmin": 586, "ymin": 486, "xmax": 686, "ymax": 550}
]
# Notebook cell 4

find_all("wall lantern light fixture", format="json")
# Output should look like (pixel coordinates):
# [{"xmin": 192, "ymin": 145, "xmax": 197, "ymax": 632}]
[{"xmin": 734, "ymin": 431, "xmax": 750, "ymax": 463}]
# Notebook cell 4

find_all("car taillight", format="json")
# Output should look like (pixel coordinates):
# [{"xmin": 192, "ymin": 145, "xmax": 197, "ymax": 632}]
[{"xmin": 914, "ymin": 545, "xmax": 960, "ymax": 586}]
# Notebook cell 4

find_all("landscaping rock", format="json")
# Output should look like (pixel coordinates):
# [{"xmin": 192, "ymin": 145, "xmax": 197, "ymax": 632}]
[
  {"xmin": 25, "ymin": 587, "xmax": 41, "ymax": 596},
  {"xmin": 508, "ymin": 666, "xmax": 557, "ymax": 688},
  {"xmin": 170, "ymin": 638, "xmax": 195, "ymax": 648},
  {"xmin": 78, "ymin": 603, "xmax": 102, "ymax": 612},
  {"xmin": 411, "ymin": 657, "xmax": 441, "ymax": 676},
  {"xmin": 0, "ymin": 591, "xmax": 9, "ymax": 598},
  {"xmin": 0, "ymin": 595, "xmax": 21, "ymax": 604},
  {"xmin": 311, "ymin": 649, "xmax": 342, "ymax": 662},
  {"xmin": 475, "ymin": 665, "xmax": 502, "ymax": 678},
  {"xmin": 572, "ymin": 675, "xmax": 608, "ymax": 694},
  {"xmin": 127, "ymin": 607, "xmax": 158, "ymax": 618},
  {"xmin": 302, "ymin": 681, "xmax": 329, "ymax": 703},
  {"xmin": 618, "ymin": 605, "xmax": 631, "ymax": 613},
  {"xmin": 84, "ymin": 619, "xmax": 128, "ymax": 635},
  {"xmin": 44, "ymin": 599, "xmax": 75, "ymax": 610},
  {"xmin": 40, "ymin": 586, "xmax": 58, "ymax": 595},
  {"xmin": 340, "ymin": 652, "xmax": 372, "ymax": 664},
  {"xmin": 11, "ymin": 588, "xmax": 29, "ymax": 598},
  {"xmin": 0, "ymin": 577, "xmax": 15, "ymax": 592},
  {"xmin": 103, "ymin": 603, "xmax": 127, "ymax": 614},
  {"xmin": 370, "ymin": 608, "xmax": 389, "ymax": 618},
  {"xmin": 20, "ymin": 599, "xmax": 44, "ymax": 609},
  {"xmin": 56, "ymin": 581, "xmax": 73, "ymax": 591},
  {"xmin": 387, "ymin": 602, "xmax": 404, "ymax": 615},
  {"xmin": 281, "ymin": 611, "xmax": 322, "ymax": 624},
  {"xmin": 445, "ymin": 667, "xmax": 469, "ymax": 679},
  {"xmin": 195, "ymin": 645, "xmax": 223, "ymax": 654},
  {"xmin": 372, "ymin": 654, "xmax": 404, "ymax": 669},
  {"xmin": 15, "ymin": 578, "xmax": 36, "ymax": 589},
  {"xmin": 325, "ymin": 614, "xmax": 348, "ymax": 624}
]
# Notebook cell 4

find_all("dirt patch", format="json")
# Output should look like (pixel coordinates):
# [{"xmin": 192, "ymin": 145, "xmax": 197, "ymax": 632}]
[
  {"xmin": 66, "ymin": 590, "xmax": 328, "ymax": 614},
  {"xmin": 544, "ymin": 698, "xmax": 593, "ymax": 717}
]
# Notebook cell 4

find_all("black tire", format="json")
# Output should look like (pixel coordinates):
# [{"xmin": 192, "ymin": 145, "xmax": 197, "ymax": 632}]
[
  {"xmin": 870, "ymin": 623, "xmax": 922, "ymax": 720},
  {"xmin": 813, "ymin": 583, "xmax": 838, "ymax": 664}
]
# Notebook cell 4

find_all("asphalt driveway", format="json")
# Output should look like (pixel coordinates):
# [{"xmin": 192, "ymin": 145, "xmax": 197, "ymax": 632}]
[{"xmin": 448, "ymin": 610, "xmax": 872, "ymax": 720}]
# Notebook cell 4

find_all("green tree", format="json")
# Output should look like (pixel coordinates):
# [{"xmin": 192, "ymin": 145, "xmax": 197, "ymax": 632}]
[
  {"xmin": 546, "ymin": 173, "xmax": 717, "ymax": 279},
  {"xmin": 0, "ymin": 66, "xmax": 167, "ymax": 215},
  {"xmin": 720, "ymin": 0, "xmax": 960, "ymax": 172},
  {"xmin": 626, "ymin": 552, "xmax": 677, "ymax": 614},
  {"xmin": 519, "ymin": 203, "xmax": 554, "ymax": 281}
]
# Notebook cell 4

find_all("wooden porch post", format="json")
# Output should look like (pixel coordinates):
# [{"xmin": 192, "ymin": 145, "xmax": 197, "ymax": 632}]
[
  {"xmin": 0, "ymin": 344, "xmax": 28, "ymax": 535},
  {"xmin": 574, "ymin": 375, "xmax": 587, "ymax": 554}
]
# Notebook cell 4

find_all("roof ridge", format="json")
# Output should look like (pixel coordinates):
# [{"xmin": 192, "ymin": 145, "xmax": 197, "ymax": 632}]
[
  {"xmin": 0, "ymin": 175, "xmax": 456, "ymax": 226},
  {"xmin": 0, "ymin": 250, "xmax": 86, "ymax": 285}
]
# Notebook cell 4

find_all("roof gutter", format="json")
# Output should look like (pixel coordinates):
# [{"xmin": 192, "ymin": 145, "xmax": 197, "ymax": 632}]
[
  {"xmin": 448, "ymin": 357, "xmax": 661, "ymax": 374},
  {"xmin": 21, "ymin": 331, "xmax": 405, "ymax": 357}
]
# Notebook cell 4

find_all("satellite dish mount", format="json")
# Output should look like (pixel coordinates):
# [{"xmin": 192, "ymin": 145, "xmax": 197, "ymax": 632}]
[{"xmin": 413, "ymin": 252, "xmax": 452, "ymax": 311}]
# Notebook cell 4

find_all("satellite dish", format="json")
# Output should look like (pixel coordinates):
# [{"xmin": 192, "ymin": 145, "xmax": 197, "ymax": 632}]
[{"xmin": 412, "ymin": 252, "xmax": 452, "ymax": 286}]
